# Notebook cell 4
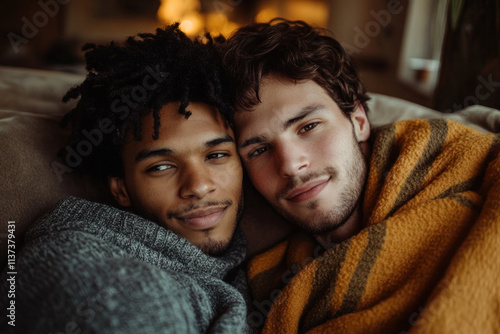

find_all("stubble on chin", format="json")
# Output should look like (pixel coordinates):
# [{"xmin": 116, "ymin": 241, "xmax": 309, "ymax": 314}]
[
  {"xmin": 199, "ymin": 237, "xmax": 231, "ymax": 256},
  {"xmin": 276, "ymin": 142, "xmax": 368, "ymax": 237},
  {"xmin": 307, "ymin": 199, "xmax": 319, "ymax": 210},
  {"xmin": 199, "ymin": 194, "xmax": 243, "ymax": 256}
]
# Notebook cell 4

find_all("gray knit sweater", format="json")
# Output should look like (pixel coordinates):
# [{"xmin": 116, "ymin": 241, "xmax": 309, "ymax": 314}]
[{"xmin": 0, "ymin": 197, "xmax": 250, "ymax": 333}]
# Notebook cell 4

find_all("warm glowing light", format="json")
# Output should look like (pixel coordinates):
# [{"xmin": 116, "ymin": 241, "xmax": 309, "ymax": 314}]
[
  {"xmin": 255, "ymin": 0, "xmax": 329, "ymax": 27},
  {"xmin": 286, "ymin": 0, "xmax": 329, "ymax": 27},
  {"xmin": 157, "ymin": 0, "xmax": 203, "ymax": 36},
  {"xmin": 222, "ymin": 21, "xmax": 239, "ymax": 36},
  {"xmin": 255, "ymin": 7, "xmax": 280, "ymax": 23},
  {"xmin": 181, "ymin": 20, "xmax": 194, "ymax": 32},
  {"xmin": 206, "ymin": 12, "xmax": 238, "ymax": 36},
  {"xmin": 179, "ymin": 12, "xmax": 204, "ymax": 35},
  {"xmin": 157, "ymin": 0, "xmax": 241, "ymax": 37},
  {"xmin": 206, "ymin": 12, "xmax": 227, "ymax": 32}
]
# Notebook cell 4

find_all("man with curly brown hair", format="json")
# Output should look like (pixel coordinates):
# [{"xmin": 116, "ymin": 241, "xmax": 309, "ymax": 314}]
[
  {"xmin": 224, "ymin": 18, "xmax": 371, "ymax": 248},
  {"xmin": 223, "ymin": 19, "xmax": 500, "ymax": 333}
]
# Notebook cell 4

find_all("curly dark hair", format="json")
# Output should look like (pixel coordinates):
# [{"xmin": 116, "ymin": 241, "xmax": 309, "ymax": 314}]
[
  {"xmin": 60, "ymin": 24, "xmax": 233, "ymax": 179},
  {"xmin": 222, "ymin": 18, "xmax": 369, "ymax": 115}
]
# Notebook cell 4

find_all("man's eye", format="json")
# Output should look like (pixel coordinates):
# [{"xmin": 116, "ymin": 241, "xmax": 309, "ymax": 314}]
[
  {"xmin": 147, "ymin": 164, "xmax": 173, "ymax": 173},
  {"xmin": 249, "ymin": 146, "xmax": 269, "ymax": 158},
  {"xmin": 206, "ymin": 153, "xmax": 229, "ymax": 160},
  {"xmin": 299, "ymin": 122, "xmax": 318, "ymax": 133}
]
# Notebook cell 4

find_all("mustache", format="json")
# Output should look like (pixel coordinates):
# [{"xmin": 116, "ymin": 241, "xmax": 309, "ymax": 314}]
[
  {"xmin": 277, "ymin": 167, "xmax": 337, "ymax": 200},
  {"xmin": 167, "ymin": 200, "xmax": 233, "ymax": 219}
]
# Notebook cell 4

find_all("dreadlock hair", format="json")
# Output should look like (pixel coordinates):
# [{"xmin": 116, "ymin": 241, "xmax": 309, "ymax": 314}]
[
  {"xmin": 222, "ymin": 18, "xmax": 369, "ymax": 116},
  {"xmin": 61, "ymin": 24, "xmax": 233, "ymax": 180}
]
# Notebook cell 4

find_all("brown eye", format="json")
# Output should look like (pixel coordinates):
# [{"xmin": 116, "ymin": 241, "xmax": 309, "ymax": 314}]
[
  {"xmin": 299, "ymin": 123, "xmax": 318, "ymax": 133},
  {"xmin": 147, "ymin": 164, "xmax": 173, "ymax": 173},
  {"xmin": 249, "ymin": 146, "xmax": 269, "ymax": 158},
  {"xmin": 206, "ymin": 153, "xmax": 229, "ymax": 160}
]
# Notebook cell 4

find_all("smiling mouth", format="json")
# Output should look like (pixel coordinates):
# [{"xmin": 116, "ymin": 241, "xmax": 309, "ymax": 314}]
[
  {"xmin": 285, "ymin": 178, "xmax": 330, "ymax": 203},
  {"xmin": 176, "ymin": 206, "xmax": 227, "ymax": 230}
]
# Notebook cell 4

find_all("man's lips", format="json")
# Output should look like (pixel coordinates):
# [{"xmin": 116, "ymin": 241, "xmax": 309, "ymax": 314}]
[
  {"xmin": 285, "ymin": 178, "xmax": 330, "ymax": 203},
  {"xmin": 176, "ymin": 206, "xmax": 227, "ymax": 230}
]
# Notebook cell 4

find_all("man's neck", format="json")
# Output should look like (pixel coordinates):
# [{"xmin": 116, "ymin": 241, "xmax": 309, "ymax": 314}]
[{"xmin": 315, "ymin": 209, "xmax": 363, "ymax": 250}]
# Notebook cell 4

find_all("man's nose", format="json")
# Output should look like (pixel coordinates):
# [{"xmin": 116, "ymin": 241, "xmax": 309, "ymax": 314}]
[
  {"xmin": 275, "ymin": 141, "xmax": 309, "ymax": 178},
  {"xmin": 179, "ymin": 165, "xmax": 216, "ymax": 199}
]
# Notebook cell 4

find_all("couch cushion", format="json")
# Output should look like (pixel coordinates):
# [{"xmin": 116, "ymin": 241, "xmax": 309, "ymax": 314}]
[{"xmin": 0, "ymin": 67, "xmax": 111, "ymax": 269}]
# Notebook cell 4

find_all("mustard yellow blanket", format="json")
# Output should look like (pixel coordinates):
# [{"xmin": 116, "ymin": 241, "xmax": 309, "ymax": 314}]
[{"xmin": 247, "ymin": 119, "xmax": 500, "ymax": 333}]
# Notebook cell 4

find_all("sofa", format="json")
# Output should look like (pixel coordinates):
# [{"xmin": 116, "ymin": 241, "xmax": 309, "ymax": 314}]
[{"xmin": 1, "ymin": 65, "xmax": 500, "ymax": 269}]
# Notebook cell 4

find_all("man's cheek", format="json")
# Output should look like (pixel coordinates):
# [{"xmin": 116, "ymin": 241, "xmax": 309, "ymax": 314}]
[
  {"xmin": 247, "ymin": 169, "xmax": 262, "ymax": 187},
  {"xmin": 224, "ymin": 161, "xmax": 243, "ymax": 183}
]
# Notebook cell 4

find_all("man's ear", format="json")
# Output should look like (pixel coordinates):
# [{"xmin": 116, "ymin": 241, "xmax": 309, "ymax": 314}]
[
  {"xmin": 350, "ymin": 103, "xmax": 370, "ymax": 143},
  {"xmin": 108, "ymin": 176, "xmax": 131, "ymax": 207}
]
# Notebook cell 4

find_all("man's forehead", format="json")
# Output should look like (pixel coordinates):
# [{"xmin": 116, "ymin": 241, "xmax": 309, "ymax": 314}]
[{"xmin": 123, "ymin": 102, "xmax": 233, "ymax": 151}]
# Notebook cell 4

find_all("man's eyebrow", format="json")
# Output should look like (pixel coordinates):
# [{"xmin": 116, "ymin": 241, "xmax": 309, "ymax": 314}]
[
  {"xmin": 205, "ymin": 134, "xmax": 235, "ymax": 148},
  {"xmin": 135, "ymin": 135, "xmax": 234, "ymax": 163},
  {"xmin": 282, "ymin": 104, "xmax": 324, "ymax": 131},
  {"xmin": 238, "ymin": 135, "xmax": 268, "ymax": 150},
  {"xmin": 238, "ymin": 104, "xmax": 324, "ymax": 150},
  {"xmin": 135, "ymin": 148, "xmax": 174, "ymax": 163}
]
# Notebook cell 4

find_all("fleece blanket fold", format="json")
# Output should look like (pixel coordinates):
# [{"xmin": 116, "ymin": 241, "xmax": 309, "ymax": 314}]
[{"xmin": 247, "ymin": 119, "xmax": 500, "ymax": 333}]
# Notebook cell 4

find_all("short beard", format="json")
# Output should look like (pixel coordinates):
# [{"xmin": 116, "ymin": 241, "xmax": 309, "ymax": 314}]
[
  {"xmin": 198, "ymin": 191, "xmax": 244, "ymax": 256},
  {"xmin": 276, "ymin": 134, "xmax": 368, "ymax": 237},
  {"xmin": 199, "ymin": 237, "xmax": 232, "ymax": 256},
  {"xmin": 300, "ymin": 188, "xmax": 362, "ymax": 236}
]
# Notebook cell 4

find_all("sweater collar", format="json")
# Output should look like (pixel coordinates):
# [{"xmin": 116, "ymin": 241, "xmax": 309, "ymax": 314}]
[{"xmin": 28, "ymin": 196, "xmax": 247, "ymax": 280}]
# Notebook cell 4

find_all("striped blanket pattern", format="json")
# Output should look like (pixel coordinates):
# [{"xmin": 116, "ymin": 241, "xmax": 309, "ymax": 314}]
[{"xmin": 247, "ymin": 119, "xmax": 500, "ymax": 333}]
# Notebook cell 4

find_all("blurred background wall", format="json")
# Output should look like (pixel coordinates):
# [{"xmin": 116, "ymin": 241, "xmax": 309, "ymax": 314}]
[{"xmin": 1, "ymin": 0, "xmax": 499, "ymax": 111}]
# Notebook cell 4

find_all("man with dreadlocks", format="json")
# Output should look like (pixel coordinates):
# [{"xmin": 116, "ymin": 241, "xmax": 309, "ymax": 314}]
[{"xmin": 0, "ymin": 24, "xmax": 249, "ymax": 333}]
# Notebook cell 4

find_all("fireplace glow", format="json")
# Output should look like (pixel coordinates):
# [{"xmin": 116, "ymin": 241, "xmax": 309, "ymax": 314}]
[
  {"xmin": 157, "ymin": 0, "xmax": 203, "ymax": 35},
  {"xmin": 157, "ymin": 0, "xmax": 239, "ymax": 36}
]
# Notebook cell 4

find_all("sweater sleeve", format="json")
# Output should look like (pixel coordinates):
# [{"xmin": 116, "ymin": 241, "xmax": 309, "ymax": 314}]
[{"xmin": 1, "ymin": 229, "xmax": 206, "ymax": 334}]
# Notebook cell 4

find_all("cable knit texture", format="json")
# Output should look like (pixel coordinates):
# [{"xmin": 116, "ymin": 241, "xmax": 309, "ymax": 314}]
[{"xmin": 1, "ymin": 196, "xmax": 249, "ymax": 333}]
